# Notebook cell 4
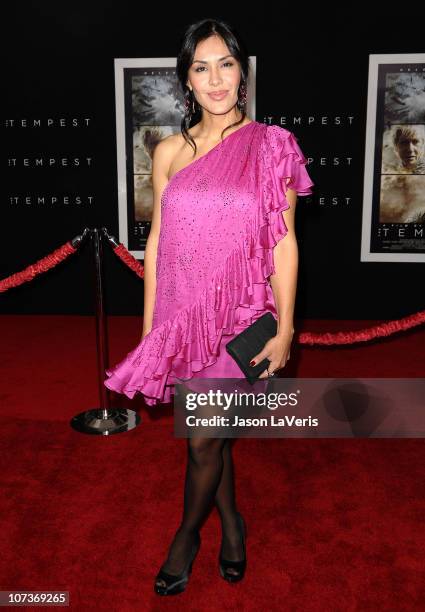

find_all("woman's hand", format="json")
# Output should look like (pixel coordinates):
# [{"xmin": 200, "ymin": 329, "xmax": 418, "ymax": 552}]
[{"xmin": 249, "ymin": 326, "xmax": 294, "ymax": 379}]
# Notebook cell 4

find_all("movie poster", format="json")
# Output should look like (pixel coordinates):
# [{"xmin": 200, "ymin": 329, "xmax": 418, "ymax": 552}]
[
  {"xmin": 361, "ymin": 53, "xmax": 425, "ymax": 262},
  {"xmin": 114, "ymin": 58, "xmax": 256, "ymax": 259}
]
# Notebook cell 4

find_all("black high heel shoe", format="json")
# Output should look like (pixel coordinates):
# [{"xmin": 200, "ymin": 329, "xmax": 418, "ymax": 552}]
[
  {"xmin": 219, "ymin": 512, "xmax": 246, "ymax": 583},
  {"xmin": 154, "ymin": 531, "xmax": 201, "ymax": 596}
]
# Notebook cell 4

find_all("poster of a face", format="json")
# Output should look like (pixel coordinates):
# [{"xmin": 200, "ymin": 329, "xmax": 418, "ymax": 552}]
[
  {"xmin": 114, "ymin": 58, "xmax": 256, "ymax": 259},
  {"xmin": 361, "ymin": 54, "xmax": 425, "ymax": 262}
]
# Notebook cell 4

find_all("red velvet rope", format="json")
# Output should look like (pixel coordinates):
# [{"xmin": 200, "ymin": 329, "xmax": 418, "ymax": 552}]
[
  {"xmin": 298, "ymin": 310, "xmax": 425, "ymax": 345},
  {"xmin": 0, "ymin": 242, "xmax": 77, "ymax": 293},
  {"xmin": 112, "ymin": 244, "xmax": 144, "ymax": 278}
]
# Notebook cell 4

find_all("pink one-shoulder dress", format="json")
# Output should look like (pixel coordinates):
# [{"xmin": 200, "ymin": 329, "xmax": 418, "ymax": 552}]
[{"xmin": 104, "ymin": 120, "xmax": 314, "ymax": 405}]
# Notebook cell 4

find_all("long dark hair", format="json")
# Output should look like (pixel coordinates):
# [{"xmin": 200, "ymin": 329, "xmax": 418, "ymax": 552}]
[{"xmin": 176, "ymin": 18, "xmax": 251, "ymax": 156}]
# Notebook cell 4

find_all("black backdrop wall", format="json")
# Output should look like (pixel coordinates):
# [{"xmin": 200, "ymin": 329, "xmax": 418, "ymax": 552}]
[{"xmin": 2, "ymin": 4, "xmax": 424, "ymax": 319}]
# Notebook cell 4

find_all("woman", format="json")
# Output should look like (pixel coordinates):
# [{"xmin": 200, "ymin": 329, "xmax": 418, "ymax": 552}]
[{"xmin": 104, "ymin": 18, "xmax": 314, "ymax": 595}]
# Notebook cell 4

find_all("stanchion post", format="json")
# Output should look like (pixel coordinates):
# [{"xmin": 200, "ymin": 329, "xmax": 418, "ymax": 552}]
[
  {"xmin": 92, "ymin": 227, "xmax": 110, "ymax": 412},
  {"xmin": 70, "ymin": 226, "xmax": 141, "ymax": 435}
]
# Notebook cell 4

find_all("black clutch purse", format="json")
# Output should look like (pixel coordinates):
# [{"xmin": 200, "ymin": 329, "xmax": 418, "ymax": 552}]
[{"xmin": 225, "ymin": 312, "xmax": 278, "ymax": 384}]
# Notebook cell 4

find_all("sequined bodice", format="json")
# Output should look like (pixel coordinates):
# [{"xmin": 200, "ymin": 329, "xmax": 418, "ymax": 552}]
[{"xmin": 153, "ymin": 121, "xmax": 261, "ymax": 324}]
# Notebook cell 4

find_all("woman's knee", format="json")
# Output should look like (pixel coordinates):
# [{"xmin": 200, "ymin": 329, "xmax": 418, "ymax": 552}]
[{"xmin": 188, "ymin": 437, "xmax": 226, "ymax": 463}]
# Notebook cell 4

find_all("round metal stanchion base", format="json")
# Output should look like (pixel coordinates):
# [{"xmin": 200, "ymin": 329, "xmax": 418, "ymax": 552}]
[{"xmin": 70, "ymin": 408, "xmax": 141, "ymax": 435}]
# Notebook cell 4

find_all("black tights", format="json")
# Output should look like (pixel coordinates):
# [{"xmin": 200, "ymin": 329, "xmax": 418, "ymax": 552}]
[{"xmin": 156, "ymin": 437, "xmax": 243, "ymax": 581}]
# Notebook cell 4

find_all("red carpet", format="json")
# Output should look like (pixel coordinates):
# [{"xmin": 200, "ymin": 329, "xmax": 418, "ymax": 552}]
[{"xmin": 0, "ymin": 315, "xmax": 424, "ymax": 610}]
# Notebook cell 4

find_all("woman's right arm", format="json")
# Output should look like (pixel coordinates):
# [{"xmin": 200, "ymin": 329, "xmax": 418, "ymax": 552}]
[{"xmin": 140, "ymin": 137, "xmax": 173, "ymax": 340}]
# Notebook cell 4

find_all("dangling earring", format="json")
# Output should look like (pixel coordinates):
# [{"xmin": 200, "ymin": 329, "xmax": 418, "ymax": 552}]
[
  {"xmin": 238, "ymin": 82, "xmax": 247, "ymax": 110},
  {"xmin": 185, "ymin": 89, "xmax": 196, "ymax": 116}
]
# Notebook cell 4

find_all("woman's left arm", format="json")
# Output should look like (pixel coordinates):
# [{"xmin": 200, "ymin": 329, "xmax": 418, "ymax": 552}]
[{"xmin": 250, "ymin": 186, "xmax": 298, "ymax": 377}]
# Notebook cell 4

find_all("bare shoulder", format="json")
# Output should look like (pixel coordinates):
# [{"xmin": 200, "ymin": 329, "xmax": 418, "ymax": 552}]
[
  {"xmin": 152, "ymin": 133, "xmax": 176, "ymax": 173},
  {"xmin": 153, "ymin": 131, "xmax": 187, "ymax": 179},
  {"xmin": 155, "ymin": 131, "xmax": 184, "ymax": 154}
]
